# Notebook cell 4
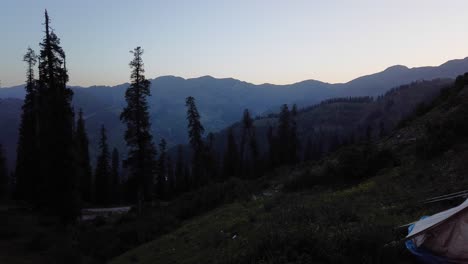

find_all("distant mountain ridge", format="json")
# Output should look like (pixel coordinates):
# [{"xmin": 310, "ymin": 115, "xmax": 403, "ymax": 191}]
[
  {"xmin": 1, "ymin": 57, "xmax": 468, "ymax": 170},
  {"xmin": 3, "ymin": 56, "xmax": 468, "ymax": 99}
]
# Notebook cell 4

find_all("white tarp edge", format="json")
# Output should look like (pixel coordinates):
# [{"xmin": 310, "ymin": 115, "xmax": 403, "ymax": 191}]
[{"xmin": 407, "ymin": 199, "xmax": 468, "ymax": 240}]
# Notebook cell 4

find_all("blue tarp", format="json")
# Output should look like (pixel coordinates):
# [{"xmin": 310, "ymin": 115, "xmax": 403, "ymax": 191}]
[{"xmin": 405, "ymin": 216, "xmax": 449, "ymax": 264}]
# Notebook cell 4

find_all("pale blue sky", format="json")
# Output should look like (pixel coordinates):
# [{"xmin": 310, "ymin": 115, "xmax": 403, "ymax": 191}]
[{"xmin": 1, "ymin": 0, "xmax": 468, "ymax": 87}]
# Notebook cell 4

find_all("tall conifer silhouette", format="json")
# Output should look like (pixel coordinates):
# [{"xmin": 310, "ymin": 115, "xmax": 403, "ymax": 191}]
[
  {"xmin": 111, "ymin": 148, "xmax": 120, "ymax": 203},
  {"xmin": 36, "ymin": 10, "xmax": 78, "ymax": 222},
  {"xmin": 239, "ymin": 109, "xmax": 258, "ymax": 178},
  {"xmin": 95, "ymin": 125, "xmax": 111, "ymax": 205},
  {"xmin": 15, "ymin": 47, "xmax": 38, "ymax": 200},
  {"xmin": 289, "ymin": 104, "xmax": 299, "ymax": 164},
  {"xmin": 185, "ymin": 96, "xmax": 205, "ymax": 186},
  {"xmin": 75, "ymin": 109, "xmax": 92, "ymax": 203},
  {"xmin": 156, "ymin": 139, "xmax": 167, "ymax": 199},
  {"xmin": 277, "ymin": 104, "xmax": 291, "ymax": 165},
  {"xmin": 120, "ymin": 47, "xmax": 157, "ymax": 207},
  {"xmin": 223, "ymin": 127, "xmax": 239, "ymax": 179}
]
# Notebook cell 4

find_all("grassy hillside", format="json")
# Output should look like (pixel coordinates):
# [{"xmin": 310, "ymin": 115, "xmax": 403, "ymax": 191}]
[{"xmin": 111, "ymin": 75, "xmax": 468, "ymax": 263}]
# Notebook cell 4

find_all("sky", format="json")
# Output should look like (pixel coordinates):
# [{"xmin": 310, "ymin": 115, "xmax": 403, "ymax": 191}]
[{"xmin": 1, "ymin": 0, "xmax": 468, "ymax": 87}]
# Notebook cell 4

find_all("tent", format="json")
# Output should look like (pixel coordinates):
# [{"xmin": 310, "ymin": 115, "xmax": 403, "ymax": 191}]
[{"xmin": 406, "ymin": 199, "xmax": 468, "ymax": 263}]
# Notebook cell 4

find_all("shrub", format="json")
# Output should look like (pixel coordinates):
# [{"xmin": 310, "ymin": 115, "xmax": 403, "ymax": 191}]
[
  {"xmin": 417, "ymin": 103, "xmax": 468, "ymax": 158},
  {"xmin": 284, "ymin": 144, "xmax": 398, "ymax": 191}
]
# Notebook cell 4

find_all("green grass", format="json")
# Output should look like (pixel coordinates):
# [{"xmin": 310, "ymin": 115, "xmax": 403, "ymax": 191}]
[
  {"xmin": 111, "ymin": 202, "xmax": 260, "ymax": 264},
  {"xmin": 111, "ymin": 147, "xmax": 468, "ymax": 263}
]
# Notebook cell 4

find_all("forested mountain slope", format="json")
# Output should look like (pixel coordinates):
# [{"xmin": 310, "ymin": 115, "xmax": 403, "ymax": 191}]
[
  {"xmin": 111, "ymin": 73, "xmax": 468, "ymax": 264},
  {"xmin": 2, "ymin": 72, "xmax": 468, "ymax": 264},
  {"xmin": 1, "ymin": 57, "xmax": 468, "ymax": 170},
  {"xmin": 209, "ymin": 78, "xmax": 452, "ymax": 161}
]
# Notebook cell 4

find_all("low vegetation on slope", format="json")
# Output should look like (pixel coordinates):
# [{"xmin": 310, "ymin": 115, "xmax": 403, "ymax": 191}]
[
  {"xmin": 1, "ymin": 75, "xmax": 466, "ymax": 264},
  {"xmin": 111, "ymin": 74, "xmax": 468, "ymax": 263}
]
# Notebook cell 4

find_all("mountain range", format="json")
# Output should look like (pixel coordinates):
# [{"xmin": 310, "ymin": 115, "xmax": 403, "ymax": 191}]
[{"xmin": 1, "ymin": 57, "xmax": 468, "ymax": 170}]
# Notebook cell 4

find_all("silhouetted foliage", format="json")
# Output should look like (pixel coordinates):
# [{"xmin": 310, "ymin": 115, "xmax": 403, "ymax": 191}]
[
  {"xmin": 156, "ymin": 139, "xmax": 167, "ymax": 199},
  {"xmin": 326, "ymin": 144, "xmax": 398, "ymax": 183},
  {"xmin": 185, "ymin": 96, "xmax": 205, "ymax": 186},
  {"xmin": 223, "ymin": 127, "xmax": 240, "ymax": 180},
  {"xmin": 174, "ymin": 145, "xmax": 186, "ymax": 193},
  {"xmin": 111, "ymin": 147, "xmax": 120, "ymax": 203},
  {"xmin": 277, "ymin": 104, "xmax": 291, "ymax": 165},
  {"xmin": 364, "ymin": 124, "xmax": 371, "ymax": 142},
  {"xmin": 15, "ymin": 47, "xmax": 38, "ymax": 201},
  {"xmin": 303, "ymin": 137, "xmax": 314, "ymax": 162},
  {"xmin": 166, "ymin": 155, "xmax": 175, "ymax": 198},
  {"xmin": 285, "ymin": 144, "xmax": 398, "ymax": 191},
  {"xmin": 204, "ymin": 132, "xmax": 219, "ymax": 182},
  {"xmin": 120, "ymin": 47, "xmax": 157, "ymax": 205},
  {"xmin": 36, "ymin": 10, "xmax": 78, "ymax": 223},
  {"xmin": 95, "ymin": 125, "xmax": 111, "ymax": 205},
  {"xmin": 266, "ymin": 104, "xmax": 302, "ymax": 169},
  {"xmin": 299, "ymin": 96, "xmax": 373, "ymax": 114},
  {"xmin": 378, "ymin": 121, "xmax": 386, "ymax": 138},
  {"xmin": 418, "ymin": 104, "xmax": 468, "ymax": 158},
  {"xmin": 75, "ymin": 109, "xmax": 92, "ymax": 204},
  {"xmin": 289, "ymin": 104, "xmax": 299, "ymax": 164},
  {"xmin": 0, "ymin": 144, "xmax": 7, "ymax": 199},
  {"xmin": 240, "ymin": 109, "xmax": 259, "ymax": 178},
  {"xmin": 267, "ymin": 125, "xmax": 278, "ymax": 167},
  {"xmin": 407, "ymin": 74, "xmax": 468, "ymax": 159}
]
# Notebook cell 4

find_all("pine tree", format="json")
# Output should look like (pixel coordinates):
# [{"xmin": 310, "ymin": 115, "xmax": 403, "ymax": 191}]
[
  {"xmin": 277, "ymin": 104, "xmax": 291, "ymax": 165},
  {"xmin": 304, "ymin": 133, "xmax": 323, "ymax": 162},
  {"xmin": 240, "ymin": 109, "xmax": 253, "ymax": 162},
  {"xmin": 239, "ymin": 109, "xmax": 258, "ymax": 178},
  {"xmin": 95, "ymin": 125, "xmax": 111, "ymax": 205},
  {"xmin": 250, "ymin": 135, "xmax": 261, "ymax": 176},
  {"xmin": 289, "ymin": 104, "xmax": 299, "ymax": 164},
  {"xmin": 0, "ymin": 144, "xmax": 8, "ymax": 199},
  {"xmin": 223, "ymin": 127, "xmax": 239, "ymax": 179},
  {"xmin": 111, "ymin": 148, "xmax": 120, "ymax": 203},
  {"xmin": 156, "ymin": 139, "xmax": 167, "ymax": 199},
  {"xmin": 366, "ymin": 124, "xmax": 372, "ymax": 141},
  {"xmin": 175, "ymin": 145, "xmax": 185, "ymax": 193},
  {"xmin": 36, "ymin": 10, "xmax": 78, "ymax": 222},
  {"xmin": 205, "ymin": 132, "xmax": 218, "ymax": 181},
  {"xmin": 75, "ymin": 109, "xmax": 92, "ymax": 203},
  {"xmin": 15, "ymin": 47, "xmax": 38, "ymax": 200},
  {"xmin": 185, "ymin": 96, "xmax": 205, "ymax": 186},
  {"xmin": 183, "ymin": 165, "xmax": 191, "ymax": 192},
  {"xmin": 267, "ymin": 125, "xmax": 278, "ymax": 168},
  {"xmin": 166, "ymin": 155, "xmax": 175, "ymax": 198},
  {"xmin": 120, "ymin": 47, "xmax": 157, "ymax": 206},
  {"xmin": 303, "ymin": 137, "xmax": 313, "ymax": 162}
]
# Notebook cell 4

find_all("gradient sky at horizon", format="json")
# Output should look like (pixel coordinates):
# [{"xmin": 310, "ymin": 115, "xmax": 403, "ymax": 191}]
[{"xmin": 1, "ymin": 0, "xmax": 468, "ymax": 87}]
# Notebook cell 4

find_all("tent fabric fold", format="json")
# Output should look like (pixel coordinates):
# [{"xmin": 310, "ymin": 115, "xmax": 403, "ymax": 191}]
[{"xmin": 406, "ymin": 199, "xmax": 468, "ymax": 263}]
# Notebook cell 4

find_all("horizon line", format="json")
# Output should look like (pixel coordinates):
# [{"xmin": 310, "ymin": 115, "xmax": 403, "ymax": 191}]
[{"xmin": 2, "ymin": 56, "xmax": 467, "ymax": 89}]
